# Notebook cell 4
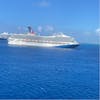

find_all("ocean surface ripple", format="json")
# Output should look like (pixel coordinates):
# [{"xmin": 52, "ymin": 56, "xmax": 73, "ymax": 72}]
[{"xmin": 0, "ymin": 40, "xmax": 99, "ymax": 99}]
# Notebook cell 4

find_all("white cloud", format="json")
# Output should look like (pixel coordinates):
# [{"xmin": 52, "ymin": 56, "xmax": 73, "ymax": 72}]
[
  {"xmin": 96, "ymin": 28, "xmax": 100, "ymax": 33},
  {"xmin": 33, "ymin": 0, "xmax": 50, "ymax": 7},
  {"xmin": 39, "ymin": 0, "xmax": 50, "ymax": 7},
  {"xmin": 37, "ymin": 25, "xmax": 54, "ymax": 33},
  {"xmin": 45, "ymin": 25, "xmax": 54, "ymax": 32},
  {"xmin": 96, "ymin": 28, "xmax": 100, "ymax": 36},
  {"xmin": 84, "ymin": 32, "xmax": 92, "ymax": 35},
  {"xmin": 37, "ymin": 26, "xmax": 43, "ymax": 32},
  {"xmin": 17, "ymin": 26, "xmax": 25, "ymax": 32}
]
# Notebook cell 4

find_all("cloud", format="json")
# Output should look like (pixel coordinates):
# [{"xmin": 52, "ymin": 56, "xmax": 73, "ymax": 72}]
[
  {"xmin": 39, "ymin": 0, "xmax": 50, "ymax": 7},
  {"xmin": 17, "ymin": 26, "xmax": 24, "ymax": 31},
  {"xmin": 96, "ymin": 28, "xmax": 100, "ymax": 36},
  {"xmin": 45, "ymin": 25, "xmax": 54, "ymax": 32},
  {"xmin": 37, "ymin": 25, "xmax": 54, "ymax": 33},
  {"xmin": 96, "ymin": 28, "xmax": 100, "ymax": 33},
  {"xmin": 84, "ymin": 32, "xmax": 92, "ymax": 35},
  {"xmin": 33, "ymin": 0, "xmax": 50, "ymax": 7},
  {"xmin": 37, "ymin": 26, "xmax": 43, "ymax": 32}
]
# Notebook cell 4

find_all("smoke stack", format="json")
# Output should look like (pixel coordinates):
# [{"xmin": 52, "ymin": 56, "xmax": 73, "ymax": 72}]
[{"xmin": 27, "ymin": 26, "xmax": 35, "ymax": 34}]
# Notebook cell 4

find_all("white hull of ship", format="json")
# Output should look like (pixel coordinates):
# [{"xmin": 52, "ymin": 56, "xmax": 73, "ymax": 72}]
[{"xmin": 8, "ymin": 40, "xmax": 79, "ymax": 48}]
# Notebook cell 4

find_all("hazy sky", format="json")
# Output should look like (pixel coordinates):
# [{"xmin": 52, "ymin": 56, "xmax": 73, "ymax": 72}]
[{"xmin": 0, "ymin": 0, "xmax": 99, "ymax": 44}]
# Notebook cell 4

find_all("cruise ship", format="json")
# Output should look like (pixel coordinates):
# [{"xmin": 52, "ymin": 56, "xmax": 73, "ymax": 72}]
[
  {"xmin": 0, "ymin": 32, "xmax": 11, "ymax": 40},
  {"xmin": 8, "ymin": 27, "xmax": 79, "ymax": 48}
]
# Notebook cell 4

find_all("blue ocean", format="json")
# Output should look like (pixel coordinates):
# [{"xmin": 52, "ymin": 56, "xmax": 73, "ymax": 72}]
[{"xmin": 0, "ymin": 40, "xmax": 99, "ymax": 99}]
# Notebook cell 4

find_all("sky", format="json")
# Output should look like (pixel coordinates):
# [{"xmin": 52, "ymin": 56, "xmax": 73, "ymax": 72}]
[{"xmin": 0, "ymin": 0, "xmax": 99, "ymax": 44}]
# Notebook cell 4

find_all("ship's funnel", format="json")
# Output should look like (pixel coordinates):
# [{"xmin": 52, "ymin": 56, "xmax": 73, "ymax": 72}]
[{"xmin": 27, "ymin": 26, "xmax": 35, "ymax": 34}]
